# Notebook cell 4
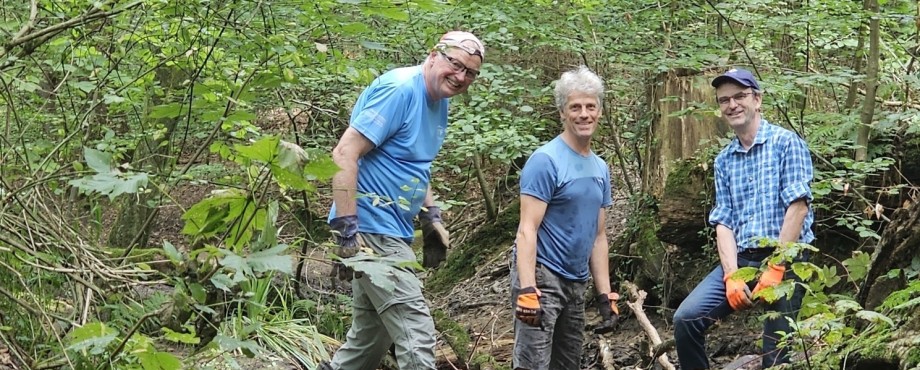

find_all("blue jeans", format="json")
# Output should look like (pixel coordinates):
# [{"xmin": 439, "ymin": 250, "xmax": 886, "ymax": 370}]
[{"xmin": 673, "ymin": 250, "xmax": 805, "ymax": 369}]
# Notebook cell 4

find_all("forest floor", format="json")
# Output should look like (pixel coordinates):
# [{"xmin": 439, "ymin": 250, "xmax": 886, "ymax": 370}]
[
  {"xmin": 294, "ymin": 183, "xmax": 771, "ymax": 370},
  {"xmin": 301, "ymin": 241, "xmax": 768, "ymax": 370}
]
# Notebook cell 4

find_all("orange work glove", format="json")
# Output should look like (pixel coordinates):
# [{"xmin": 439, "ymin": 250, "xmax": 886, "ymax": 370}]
[
  {"xmin": 753, "ymin": 263, "xmax": 786, "ymax": 296},
  {"xmin": 515, "ymin": 286, "xmax": 542, "ymax": 327},
  {"xmin": 724, "ymin": 271, "xmax": 753, "ymax": 311}
]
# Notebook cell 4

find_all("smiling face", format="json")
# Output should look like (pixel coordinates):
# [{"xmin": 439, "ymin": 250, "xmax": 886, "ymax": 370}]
[
  {"xmin": 424, "ymin": 47, "xmax": 482, "ymax": 100},
  {"xmin": 560, "ymin": 91, "xmax": 602, "ymax": 141},
  {"xmin": 716, "ymin": 82, "xmax": 762, "ymax": 132}
]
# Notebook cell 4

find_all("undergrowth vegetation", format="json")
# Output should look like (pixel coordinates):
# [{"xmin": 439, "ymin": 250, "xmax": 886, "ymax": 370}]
[{"xmin": 0, "ymin": 0, "xmax": 918, "ymax": 368}]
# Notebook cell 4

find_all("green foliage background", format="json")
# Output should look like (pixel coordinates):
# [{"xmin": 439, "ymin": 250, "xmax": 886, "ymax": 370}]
[{"xmin": 0, "ymin": 0, "xmax": 918, "ymax": 368}]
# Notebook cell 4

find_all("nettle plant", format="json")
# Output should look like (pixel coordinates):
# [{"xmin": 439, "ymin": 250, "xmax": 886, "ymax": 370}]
[{"xmin": 732, "ymin": 240, "xmax": 920, "ymax": 367}]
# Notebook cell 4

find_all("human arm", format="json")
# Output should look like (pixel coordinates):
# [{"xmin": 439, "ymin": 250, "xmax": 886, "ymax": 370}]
[
  {"xmin": 330, "ymin": 127, "xmax": 375, "ymax": 218},
  {"xmin": 589, "ymin": 208, "xmax": 620, "ymax": 334},
  {"xmin": 589, "ymin": 208, "xmax": 612, "ymax": 295},
  {"xmin": 516, "ymin": 194, "xmax": 548, "ymax": 289}
]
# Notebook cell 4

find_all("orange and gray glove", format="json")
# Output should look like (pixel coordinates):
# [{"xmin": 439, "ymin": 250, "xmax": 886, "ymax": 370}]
[
  {"xmin": 419, "ymin": 206, "xmax": 450, "ymax": 268},
  {"xmin": 330, "ymin": 215, "xmax": 360, "ymax": 281},
  {"xmin": 515, "ymin": 286, "xmax": 542, "ymax": 327},
  {"xmin": 753, "ymin": 263, "xmax": 786, "ymax": 298},
  {"xmin": 724, "ymin": 271, "xmax": 753, "ymax": 311},
  {"xmin": 593, "ymin": 292, "xmax": 620, "ymax": 334}
]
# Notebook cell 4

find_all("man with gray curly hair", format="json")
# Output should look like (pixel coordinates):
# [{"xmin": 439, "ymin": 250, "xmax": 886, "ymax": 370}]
[{"xmin": 510, "ymin": 66, "xmax": 620, "ymax": 370}]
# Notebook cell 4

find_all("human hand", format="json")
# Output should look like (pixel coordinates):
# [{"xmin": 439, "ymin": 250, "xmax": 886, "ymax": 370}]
[
  {"xmin": 593, "ymin": 292, "xmax": 620, "ymax": 334},
  {"xmin": 420, "ymin": 206, "xmax": 449, "ymax": 268},
  {"xmin": 329, "ymin": 215, "xmax": 359, "ymax": 258},
  {"xmin": 515, "ymin": 286, "xmax": 542, "ymax": 327},
  {"xmin": 329, "ymin": 215, "xmax": 360, "ymax": 281},
  {"xmin": 753, "ymin": 263, "xmax": 786, "ymax": 298},
  {"xmin": 724, "ymin": 271, "xmax": 754, "ymax": 311}
]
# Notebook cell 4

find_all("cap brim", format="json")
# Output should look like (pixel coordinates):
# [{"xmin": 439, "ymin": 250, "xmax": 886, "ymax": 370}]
[{"xmin": 711, "ymin": 75, "xmax": 747, "ymax": 88}]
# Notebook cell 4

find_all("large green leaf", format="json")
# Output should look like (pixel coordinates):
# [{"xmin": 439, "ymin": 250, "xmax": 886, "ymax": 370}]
[
  {"xmin": 235, "ymin": 136, "xmax": 280, "ymax": 164},
  {"xmin": 83, "ymin": 147, "xmax": 113, "ymax": 173},
  {"xmin": 342, "ymin": 255, "xmax": 423, "ymax": 293},
  {"xmin": 68, "ymin": 172, "xmax": 149, "ymax": 200},
  {"xmin": 137, "ymin": 350, "xmax": 182, "ymax": 370},
  {"xmin": 66, "ymin": 322, "xmax": 118, "ymax": 355}
]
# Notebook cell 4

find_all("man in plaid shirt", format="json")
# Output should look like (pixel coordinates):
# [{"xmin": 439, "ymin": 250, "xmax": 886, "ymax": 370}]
[{"xmin": 673, "ymin": 68, "xmax": 814, "ymax": 369}]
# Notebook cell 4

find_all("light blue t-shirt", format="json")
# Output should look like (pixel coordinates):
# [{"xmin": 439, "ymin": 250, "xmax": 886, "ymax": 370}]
[
  {"xmin": 329, "ymin": 66, "xmax": 449, "ymax": 240},
  {"xmin": 519, "ymin": 136, "xmax": 613, "ymax": 281}
]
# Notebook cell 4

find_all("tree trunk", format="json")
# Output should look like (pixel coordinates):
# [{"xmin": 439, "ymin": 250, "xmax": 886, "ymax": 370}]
[
  {"xmin": 107, "ymin": 66, "xmax": 186, "ymax": 250},
  {"xmin": 857, "ymin": 201, "xmax": 920, "ymax": 310},
  {"xmin": 855, "ymin": 0, "xmax": 879, "ymax": 162}
]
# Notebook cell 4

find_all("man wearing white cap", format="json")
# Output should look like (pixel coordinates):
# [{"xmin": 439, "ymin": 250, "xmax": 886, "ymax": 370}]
[{"xmin": 319, "ymin": 30, "xmax": 485, "ymax": 370}]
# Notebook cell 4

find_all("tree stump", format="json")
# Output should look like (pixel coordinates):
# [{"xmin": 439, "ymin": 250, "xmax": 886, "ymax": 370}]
[{"xmin": 858, "ymin": 200, "xmax": 920, "ymax": 310}]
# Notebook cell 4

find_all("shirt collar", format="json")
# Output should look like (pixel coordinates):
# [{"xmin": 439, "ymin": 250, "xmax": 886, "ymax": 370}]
[{"xmin": 729, "ymin": 119, "xmax": 774, "ymax": 153}]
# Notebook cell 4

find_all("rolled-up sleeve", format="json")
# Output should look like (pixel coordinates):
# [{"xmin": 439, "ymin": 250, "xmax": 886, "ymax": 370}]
[
  {"xmin": 708, "ymin": 154, "xmax": 734, "ymax": 229},
  {"xmin": 779, "ymin": 134, "xmax": 814, "ymax": 208}
]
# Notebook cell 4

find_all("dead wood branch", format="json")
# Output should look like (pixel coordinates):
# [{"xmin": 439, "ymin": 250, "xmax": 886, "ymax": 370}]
[{"xmin": 624, "ymin": 281, "xmax": 676, "ymax": 370}]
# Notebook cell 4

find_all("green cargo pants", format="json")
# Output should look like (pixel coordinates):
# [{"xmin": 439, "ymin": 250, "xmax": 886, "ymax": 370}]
[{"xmin": 329, "ymin": 233, "xmax": 437, "ymax": 370}]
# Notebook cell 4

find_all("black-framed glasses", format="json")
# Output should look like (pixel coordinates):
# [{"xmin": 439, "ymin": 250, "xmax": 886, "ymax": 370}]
[
  {"xmin": 717, "ymin": 91, "xmax": 754, "ymax": 106},
  {"xmin": 438, "ymin": 51, "xmax": 479, "ymax": 80}
]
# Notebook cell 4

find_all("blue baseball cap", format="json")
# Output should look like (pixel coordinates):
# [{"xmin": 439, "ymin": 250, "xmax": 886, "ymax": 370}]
[{"xmin": 711, "ymin": 68, "xmax": 761, "ymax": 90}]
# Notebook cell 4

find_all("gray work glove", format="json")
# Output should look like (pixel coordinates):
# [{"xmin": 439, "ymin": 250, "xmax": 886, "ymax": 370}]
[
  {"xmin": 593, "ymin": 292, "xmax": 620, "ymax": 334},
  {"xmin": 419, "ymin": 206, "xmax": 449, "ymax": 268},
  {"xmin": 329, "ymin": 215, "xmax": 360, "ymax": 281}
]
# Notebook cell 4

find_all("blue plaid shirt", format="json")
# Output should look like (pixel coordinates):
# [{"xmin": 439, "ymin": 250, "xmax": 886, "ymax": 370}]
[{"xmin": 708, "ymin": 120, "xmax": 815, "ymax": 251}]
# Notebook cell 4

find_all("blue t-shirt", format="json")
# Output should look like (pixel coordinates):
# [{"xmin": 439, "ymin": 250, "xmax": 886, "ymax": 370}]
[
  {"xmin": 519, "ymin": 136, "xmax": 613, "ymax": 281},
  {"xmin": 329, "ymin": 66, "xmax": 449, "ymax": 240}
]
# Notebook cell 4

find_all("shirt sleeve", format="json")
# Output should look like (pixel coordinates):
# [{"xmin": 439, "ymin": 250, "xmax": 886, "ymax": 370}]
[
  {"xmin": 602, "ymin": 162, "xmax": 613, "ymax": 208},
  {"xmin": 520, "ymin": 153, "xmax": 557, "ymax": 203},
  {"xmin": 779, "ymin": 133, "xmax": 814, "ymax": 207},
  {"xmin": 708, "ymin": 153, "xmax": 734, "ymax": 229},
  {"xmin": 349, "ymin": 81, "xmax": 409, "ymax": 147}
]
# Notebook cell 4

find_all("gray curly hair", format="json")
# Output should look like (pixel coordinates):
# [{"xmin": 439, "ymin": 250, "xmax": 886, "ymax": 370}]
[{"xmin": 554, "ymin": 66, "xmax": 604, "ymax": 111}]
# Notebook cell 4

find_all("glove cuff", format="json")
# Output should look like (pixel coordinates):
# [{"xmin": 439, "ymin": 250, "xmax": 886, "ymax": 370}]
[
  {"xmin": 520, "ymin": 286, "xmax": 538, "ymax": 295},
  {"xmin": 330, "ymin": 215, "xmax": 358, "ymax": 239},
  {"xmin": 419, "ymin": 206, "xmax": 443, "ymax": 224}
]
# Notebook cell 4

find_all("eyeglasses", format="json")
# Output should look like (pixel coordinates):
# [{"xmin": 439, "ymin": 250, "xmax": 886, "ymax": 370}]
[
  {"xmin": 438, "ymin": 52, "xmax": 479, "ymax": 80},
  {"xmin": 717, "ymin": 91, "xmax": 754, "ymax": 105}
]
